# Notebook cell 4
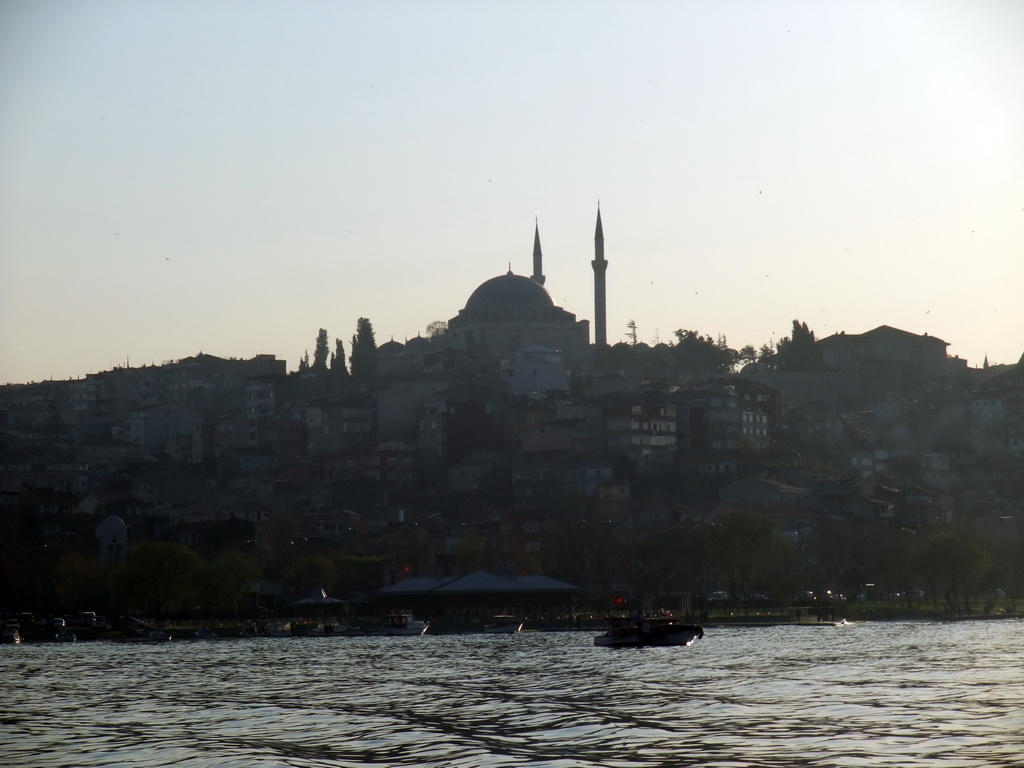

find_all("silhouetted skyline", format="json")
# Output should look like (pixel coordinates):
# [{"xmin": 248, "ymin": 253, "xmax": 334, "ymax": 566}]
[{"xmin": 2, "ymin": 1, "xmax": 1021, "ymax": 384}]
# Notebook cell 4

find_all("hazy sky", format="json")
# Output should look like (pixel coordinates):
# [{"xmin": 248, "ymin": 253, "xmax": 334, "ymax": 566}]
[{"xmin": 2, "ymin": 0, "xmax": 1022, "ymax": 384}]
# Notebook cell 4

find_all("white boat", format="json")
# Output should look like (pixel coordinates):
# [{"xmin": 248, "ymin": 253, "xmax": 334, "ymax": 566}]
[
  {"xmin": 594, "ymin": 619, "xmax": 703, "ymax": 648},
  {"xmin": 383, "ymin": 612, "xmax": 429, "ymax": 636},
  {"xmin": 484, "ymin": 615, "xmax": 523, "ymax": 633}
]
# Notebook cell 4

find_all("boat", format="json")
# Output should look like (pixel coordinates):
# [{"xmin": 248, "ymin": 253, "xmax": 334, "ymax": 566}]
[
  {"xmin": 594, "ymin": 618, "xmax": 704, "ymax": 648},
  {"xmin": 383, "ymin": 612, "xmax": 429, "ymax": 636},
  {"xmin": 120, "ymin": 628, "xmax": 172, "ymax": 642},
  {"xmin": 54, "ymin": 630, "xmax": 78, "ymax": 642},
  {"xmin": 644, "ymin": 619, "xmax": 704, "ymax": 646},
  {"xmin": 484, "ymin": 615, "xmax": 523, "ymax": 634},
  {"xmin": 593, "ymin": 625, "xmax": 644, "ymax": 648},
  {"xmin": 290, "ymin": 621, "xmax": 354, "ymax": 637},
  {"xmin": 1, "ymin": 626, "xmax": 22, "ymax": 644},
  {"xmin": 261, "ymin": 620, "xmax": 293, "ymax": 637},
  {"xmin": 195, "ymin": 627, "xmax": 218, "ymax": 640}
]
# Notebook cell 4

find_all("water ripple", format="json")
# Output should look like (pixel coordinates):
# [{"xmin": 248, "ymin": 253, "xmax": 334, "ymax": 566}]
[{"xmin": 2, "ymin": 621, "xmax": 1023, "ymax": 767}]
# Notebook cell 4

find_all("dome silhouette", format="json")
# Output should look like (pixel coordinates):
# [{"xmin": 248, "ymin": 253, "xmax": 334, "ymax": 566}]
[{"xmin": 464, "ymin": 272, "xmax": 554, "ymax": 313}]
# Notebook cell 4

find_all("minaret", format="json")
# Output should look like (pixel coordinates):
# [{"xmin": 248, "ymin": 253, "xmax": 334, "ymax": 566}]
[
  {"xmin": 591, "ymin": 205, "xmax": 608, "ymax": 346},
  {"xmin": 531, "ymin": 218, "xmax": 545, "ymax": 285}
]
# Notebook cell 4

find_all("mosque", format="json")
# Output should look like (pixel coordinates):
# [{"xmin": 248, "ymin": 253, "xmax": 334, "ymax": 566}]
[{"xmin": 446, "ymin": 207, "xmax": 609, "ymax": 361}]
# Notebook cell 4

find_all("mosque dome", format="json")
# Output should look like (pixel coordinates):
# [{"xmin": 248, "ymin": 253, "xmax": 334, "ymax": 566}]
[
  {"xmin": 443, "ymin": 211, "xmax": 599, "ymax": 361},
  {"xmin": 464, "ymin": 272, "xmax": 554, "ymax": 314},
  {"xmin": 98, "ymin": 514, "xmax": 127, "ymax": 532}
]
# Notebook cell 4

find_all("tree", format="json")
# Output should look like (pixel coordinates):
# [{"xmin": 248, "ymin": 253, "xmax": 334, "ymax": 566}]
[
  {"xmin": 672, "ymin": 330, "xmax": 737, "ymax": 376},
  {"xmin": 312, "ymin": 329, "xmax": 330, "ymax": 372},
  {"xmin": 870, "ymin": 527, "xmax": 922, "ymax": 609},
  {"xmin": 390, "ymin": 523, "xmax": 434, "ymax": 578},
  {"xmin": 195, "ymin": 550, "xmax": 261, "ymax": 618},
  {"xmin": 330, "ymin": 338, "xmax": 349, "ymax": 377},
  {"xmin": 625, "ymin": 319, "xmax": 639, "ymax": 345},
  {"xmin": 284, "ymin": 554, "xmax": 338, "ymax": 595},
  {"xmin": 919, "ymin": 529, "xmax": 991, "ymax": 613},
  {"xmin": 737, "ymin": 344, "xmax": 759, "ymax": 370},
  {"xmin": 545, "ymin": 515, "xmax": 620, "ymax": 593},
  {"xmin": 451, "ymin": 528, "xmax": 488, "ymax": 573},
  {"xmin": 53, "ymin": 551, "xmax": 104, "ymax": 609},
  {"xmin": 986, "ymin": 523, "xmax": 1024, "ymax": 612},
  {"xmin": 775, "ymin": 320, "xmax": 820, "ymax": 372},
  {"xmin": 297, "ymin": 351, "xmax": 310, "ymax": 373},
  {"xmin": 326, "ymin": 547, "xmax": 355, "ymax": 592},
  {"xmin": 110, "ymin": 541, "xmax": 203, "ymax": 620},
  {"xmin": 706, "ymin": 509, "xmax": 789, "ymax": 600},
  {"xmin": 350, "ymin": 317, "xmax": 377, "ymax": 379},
  {"xmin": 634, "ymin": 525, "xmax": 701, "ymax": 601},
  {"xmin": 736, "ymin": 343, "xmax": 778, "ymax": 373},
  {"xmin": 425, "ymin": 320, "xmax": 448, "ymax": 338}
]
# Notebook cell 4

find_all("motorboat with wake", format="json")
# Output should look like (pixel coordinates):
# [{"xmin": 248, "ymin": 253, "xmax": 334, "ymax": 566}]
[
  {"xmin": 484, "ymin": 615, "xmax": 523, "ymax": 633},
  {"xmin": 2, "ymin": 625, "xmax": 22, "ymax": 644},
  {"xmin": 383, "ymin": 612, "xmax": 429, "ymax": 636},
  {"xmin": 594, "ymin": 617, "xmax": 704, "ymax": 648}
]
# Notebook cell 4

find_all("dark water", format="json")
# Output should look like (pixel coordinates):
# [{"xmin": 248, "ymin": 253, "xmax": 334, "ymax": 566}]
[{"xmin": 2, "ymin": 620, "xmax": 1023, "ymax": 767}]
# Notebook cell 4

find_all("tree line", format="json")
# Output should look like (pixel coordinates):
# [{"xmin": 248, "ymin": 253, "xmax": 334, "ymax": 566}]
[
  {"xmin": 596, "ymin": 319, "xmax": 821, "ymax": 377},
  {"xmin": 295, "ymin": 317, "xmax": 822, "ymax": 379},
  {"xmin": 296, "ymin": 317, "xmax": 378, "ymax": 379},
  {"xmin": 26, "ymin": 505, "xmax": 1020, "ymax": 622}
]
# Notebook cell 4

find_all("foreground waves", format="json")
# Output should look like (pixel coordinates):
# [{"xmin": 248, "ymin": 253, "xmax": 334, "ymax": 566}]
[{"xmin": 2, "ymin": 620, "xmax": 1023, "ymax": 767}]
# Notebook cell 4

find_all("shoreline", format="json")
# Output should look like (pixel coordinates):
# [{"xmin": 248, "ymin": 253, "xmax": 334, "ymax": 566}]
[{"xmin": 9, "ymin": 611, "xmax": 1023, "ymax": 643}]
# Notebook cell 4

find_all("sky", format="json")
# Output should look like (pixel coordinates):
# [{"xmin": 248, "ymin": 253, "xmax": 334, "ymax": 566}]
[{"xmin": 2, "ymin": 0, "xmax": 1022, "ymax": 384}]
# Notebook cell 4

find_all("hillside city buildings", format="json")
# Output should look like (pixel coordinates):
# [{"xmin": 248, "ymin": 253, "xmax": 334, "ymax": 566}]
[{"xmin": 2, "ymin": 210, "xmax": 1022, "ymax": 616}]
